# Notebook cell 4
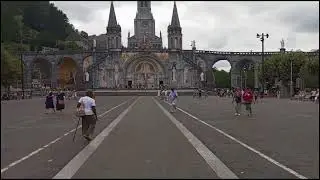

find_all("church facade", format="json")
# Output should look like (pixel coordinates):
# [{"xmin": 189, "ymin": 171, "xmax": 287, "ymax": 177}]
[
  {"xmin": 90, "ymin": 1, "xmax": 192, "ymax": 89},
  {"xmin": 21, "ymin": 1, "xmax": 318, "ymax": 91}
]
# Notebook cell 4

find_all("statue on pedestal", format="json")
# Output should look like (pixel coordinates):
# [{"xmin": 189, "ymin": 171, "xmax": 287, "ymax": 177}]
[
  {"xmin": 200, "ymin": 72, "xmax": 205, "ymax": 82},
  {"xmin": 184, "ymin": 67, "xmax": 189, "ymax": 84},
  {"xmin": 172, "ymin": 63, "xmax": 177, "ymax": 82},
  {"xmin": 280, "ymin": 39, "xmax": 285, "ymax": 49},
  {"xmin": 114, "ymin": 64, "xmax": 119, "ymax": 87},
  {"xmin": 191, "ymin": 40, "xmax": 196, "ymax": 50}
]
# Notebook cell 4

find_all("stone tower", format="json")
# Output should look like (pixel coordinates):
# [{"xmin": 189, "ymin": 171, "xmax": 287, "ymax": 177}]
[
  {"xmin": 168, "ymin": 1, "xmax": 182, "ymax": 50},
  {"xmin": 106, "ymin": 1, "xmax": 122, "ymax": 49},
  {"xmin": 128, "ymin": 1, "xmax": 162, "ymax": 49}
]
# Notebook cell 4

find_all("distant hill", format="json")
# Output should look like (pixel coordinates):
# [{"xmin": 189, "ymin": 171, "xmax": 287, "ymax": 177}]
[
  {"xmin": 1, "ymin": 1, "xmax": 87, "ymax": 51},
  {"xmin": 1, "ymin": 1, "xmax": 88, "ymax": 89}
]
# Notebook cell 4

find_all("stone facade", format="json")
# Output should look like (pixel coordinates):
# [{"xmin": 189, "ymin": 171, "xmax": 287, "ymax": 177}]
[{"xmin": 21, "ymin": 1, "xmax": 319, "ymax": 90}]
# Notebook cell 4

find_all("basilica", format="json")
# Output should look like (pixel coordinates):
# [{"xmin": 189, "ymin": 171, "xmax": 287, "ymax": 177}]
[
  {"xmin": 86, "ymin": 1, "xmax": 197, "ymax": 89},
  {"xmin": 23, "ymin": 1, "xmax": 316, "ymax": 91}
]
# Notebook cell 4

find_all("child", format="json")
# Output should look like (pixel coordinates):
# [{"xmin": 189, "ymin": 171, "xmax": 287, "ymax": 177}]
[{"xmin": 169, "ymin": 88, "xmax": 178, "ymax": 113}]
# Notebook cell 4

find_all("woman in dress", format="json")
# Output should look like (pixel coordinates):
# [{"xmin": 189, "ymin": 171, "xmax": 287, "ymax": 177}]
[
  {"xmin": 45, "ymin": 92, "xmax": 55, "ymax": 113},
  {"xmin": 56, "ymin": 91, "xmax": 65, "ymax": 112}
]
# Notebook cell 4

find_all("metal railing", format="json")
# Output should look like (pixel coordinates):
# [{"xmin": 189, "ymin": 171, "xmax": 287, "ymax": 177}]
[{"xmin": 22, "ymin": 49, "xmax": 319, "ymax": 57}]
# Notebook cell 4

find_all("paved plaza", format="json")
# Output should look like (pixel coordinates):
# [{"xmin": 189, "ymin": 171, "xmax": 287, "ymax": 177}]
[{"xmin": 1, "ymin": 96, "xmax": 319, "ymax": 179}]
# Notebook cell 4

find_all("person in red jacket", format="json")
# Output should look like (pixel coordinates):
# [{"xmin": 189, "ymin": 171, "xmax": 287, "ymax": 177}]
[{"xmin": 243, "ymin": 87, "xmax": 254, "ymax": 116}]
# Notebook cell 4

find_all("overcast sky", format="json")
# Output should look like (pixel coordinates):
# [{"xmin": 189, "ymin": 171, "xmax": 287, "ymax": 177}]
[{"xmin": 52, "ymin": 1, "xmax": 319, "ymax": 71}]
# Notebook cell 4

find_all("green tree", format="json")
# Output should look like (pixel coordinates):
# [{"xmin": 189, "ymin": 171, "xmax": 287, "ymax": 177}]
[
  {"xmin": 1, "ymin": 47, "xmax": 22, "ymax": 90},
  {"xmin": 260, "ymin": 52, "xmax": 308, "ymax": 88},
  {"xmin": 1, "ymin": 1, "xmax": 78, "ymax": 49},
  {"xmin": 300, "ymin": 56, "xmax": 319, "ymax": 88},
  {"xmin": 212, "ymin": 68, "xmax": 230, "ymax": 88}
]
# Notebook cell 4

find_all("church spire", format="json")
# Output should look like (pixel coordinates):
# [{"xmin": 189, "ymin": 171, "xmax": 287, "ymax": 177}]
[
  {"xmin": 170, "ymin": 1, "xmax": 180, "ymax": 27},
  {"xmin": 107, "ymin": 1, "xmax": 118, "ymax": 27}
]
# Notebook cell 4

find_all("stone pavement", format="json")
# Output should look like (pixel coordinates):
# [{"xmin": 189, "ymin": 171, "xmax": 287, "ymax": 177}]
[{"xmin": 1, "ymin": 96, "xmax": 319, "ymax": 179}]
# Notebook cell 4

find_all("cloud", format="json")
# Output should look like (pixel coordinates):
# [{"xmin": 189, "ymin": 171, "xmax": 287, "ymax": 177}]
[{"xmin": 51, "ymin": 1, "xmax": 319, "ymax": 69}]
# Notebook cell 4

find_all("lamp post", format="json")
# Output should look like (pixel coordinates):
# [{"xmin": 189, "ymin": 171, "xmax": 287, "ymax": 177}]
[
  {"xmin": 92, "ymin": 39, "xmax": 96, "ymax": 90},
  {"xmin": 19, "ymin": 25, "xmax": 25, "ymax": 99},
  {"xmin": 256, "ymin": 33, "xmax": 269, "ymax": 95},
  {"xmin": 243, "ymin": 66, "xmax": 247, "ymax": 89},
  {"xmin": 290, "ymin": 50, "xmax": 293, "ymax": 97}
]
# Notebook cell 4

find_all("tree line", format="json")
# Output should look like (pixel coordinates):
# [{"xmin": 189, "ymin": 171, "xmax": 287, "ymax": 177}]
[
  {"xmin": 1, "ymin": 1, "xmax": 87, "ymax": 90},
  {"xmin": 212, "ymin": 51, "xmax": 319, "ymax": 91},
  {"xmin": 260, "ymin": 51, "xmax": 319, "ymax": 91}
]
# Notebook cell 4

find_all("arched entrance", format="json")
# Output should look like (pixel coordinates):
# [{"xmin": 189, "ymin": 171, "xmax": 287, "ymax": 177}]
[
  {"xmin": 212, "ymin": 60, "xmax": 231, "ymax": 88},
  {"xmin": 125, "ymin": 55, "xmax": 165, "ymax": 89},
  {"xmin": 134, "ymin": 61, "xmax": 158, "ymax": 89},
  {"xmin": 30, "ymin": 58, "xmax": 52, "ymax": 88},
  {"xmin": 57, "ymin": 57, "xmax": 79, "ymax": 90}
]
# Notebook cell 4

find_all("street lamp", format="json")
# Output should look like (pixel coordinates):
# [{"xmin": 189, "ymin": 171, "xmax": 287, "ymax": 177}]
[
  {"xmin": 92, "ymin": 39, "xmax": 96, "ymax": 90},
  {"xmin": 257, "ymin": 33, "xmax": 269, "ymax": 95},
  {"xmin": 243, "ymin": 66, "xmax": 247, "ymax": 89},
  {"xmin": 290, "ymin": 50, "xmax": 293, "ymax": 97}
]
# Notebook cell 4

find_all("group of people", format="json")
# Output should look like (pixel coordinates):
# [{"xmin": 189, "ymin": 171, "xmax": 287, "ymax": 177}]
[
  {"xmin": 45, "ymin": 89, "xmax": 98, "ymax": 141},
  {"xmin": 232, "ymin": 87, "xmax": 255, "ymax": 116},
  {"xmin": 44, "ymin": 91, "xmax": 66, "ymax": 113}
]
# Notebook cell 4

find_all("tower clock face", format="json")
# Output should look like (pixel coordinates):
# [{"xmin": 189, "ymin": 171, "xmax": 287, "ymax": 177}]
[{"xmin": 142, "ymin": 21, "xmax": 148, "ymax": 28}]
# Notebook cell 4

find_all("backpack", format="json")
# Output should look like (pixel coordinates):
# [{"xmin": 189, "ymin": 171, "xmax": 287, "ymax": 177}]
[
  {"xmin": 235, "ymin": 91, "xmax": 241, "ymax": 103},
  {"xmin": 243, "ymin": 92, "xmax": 253, "ymax": 102},
  {"xmin": 173, "ymin": 91, "xmax": 177, "ymax": 98}
]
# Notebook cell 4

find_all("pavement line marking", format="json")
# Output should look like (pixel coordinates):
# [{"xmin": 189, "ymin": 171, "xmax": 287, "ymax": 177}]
[
  {"xmin": 53, "ymin": 97, "xmax": 140, "ymax": 179},
  {"xmin": 1, "ymin": 97, "xmax": 135, "ymax": 174},
  {"xmin": 153, "ymin": 98, "xmax": 238, "ymax": 179},
  {"xmin": 160, "ymin": 99, "xmax": 307, "ymax": 179}
]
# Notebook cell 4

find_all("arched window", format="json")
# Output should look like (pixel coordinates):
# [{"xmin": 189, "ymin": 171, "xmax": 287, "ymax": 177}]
[
  {"xmin": 175, "ymin": 37, "xmax": 178, "ymax": 49},
  {"xmin": 140, "ymin": 1, "xmax": 144, "ymax": 7},
  {"xmin": 108, "ymin": 37, "xmax": 111, "ymax": 49},
  {"xmin": 145, "ymin": 1, "xmax": 148, "ymax": 7},
  {"xmin": 116, "ymin": 37, "xmax": 119, "ymax": 48},
  {"xmin": 171, "ymin": 37, "xmax": 174, "ymax": 49}
]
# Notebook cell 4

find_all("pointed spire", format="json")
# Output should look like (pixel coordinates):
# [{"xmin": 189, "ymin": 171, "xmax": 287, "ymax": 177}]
[
  {"xmin": 160, "ymin": 31, "xmax": 162, "ymax": 38},
  {"xmin": 107, "ymin": 1, "xmax": 118, "ymax": 27},
  {"xmin": 128, "ymin": 31, "xmax": 130, "ymax": 38},
  {"xmin": 170, "ymin": 1, "xmax": 180, "ymax": 27}
]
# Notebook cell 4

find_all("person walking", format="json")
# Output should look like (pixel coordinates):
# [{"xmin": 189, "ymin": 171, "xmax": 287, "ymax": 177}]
[
  {"xmin": 232, "ymin": 87, "xmax": 242, "ymax": 116},
  {"xmin": 56, "ymin": 91, "xmax": 65, "ymax": 112},
  {"xmin": 165, "ymin": 89, "xmax": 169, "ymax": 102},
  {"xmin": 169, "ymin": 88, "xmax": 178, "ymax": 113},
  {"xmin": 254, "ymin": 89, "xmax": 259, "ymax": 103},
  {"xmin": 243, "ymin": 88, "xmax": 254, "ymax": 116},
  {"xmin": 45, "ymin": 92, "xmax": 55, "ymax": 114},
  {"xmin": 77, "ymin": 90, "xmax": 97, "ymax": 141}
]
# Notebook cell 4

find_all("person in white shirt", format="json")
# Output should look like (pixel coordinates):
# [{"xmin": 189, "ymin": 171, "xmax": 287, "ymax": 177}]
[
  {"xmin": 165, "ymin": 89, "xmax": 169, "ymax": 101},
  {"xmin": 77, "ymin": 90, "xmax": 97, "ymax": 141}
]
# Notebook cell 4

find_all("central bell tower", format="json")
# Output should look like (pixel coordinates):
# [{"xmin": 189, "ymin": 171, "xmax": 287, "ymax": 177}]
[
  {"xmin": 127, "ymin": 1, "xmax": 162, "ymax": 49},
  {"xmin": 134, "ymin": 1, "xmax": 155, "ymax": 38}
]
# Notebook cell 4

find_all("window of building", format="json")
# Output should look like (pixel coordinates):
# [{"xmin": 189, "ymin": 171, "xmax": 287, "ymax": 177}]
[
  {"xmin": 171, "ymin": 38, "xmax": 174, "ymax": 49},
  {"xmin": 116, "ymin": 37, "xmax": 119, "ymax": 48}
]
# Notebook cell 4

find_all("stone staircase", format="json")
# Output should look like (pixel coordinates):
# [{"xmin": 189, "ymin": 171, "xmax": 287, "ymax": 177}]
[{"xmin": 78, "ymin": 89, "xmax": 211, "ymax": 96}]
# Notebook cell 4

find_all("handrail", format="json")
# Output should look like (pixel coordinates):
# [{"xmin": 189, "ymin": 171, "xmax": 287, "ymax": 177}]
[
  {"xmin": 22, "ymin": 49, "xmax": 318, "ymax": 56},
  {"xmin": 183, "ymin": 50, "xmax": 319, "ymax": 56}
]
